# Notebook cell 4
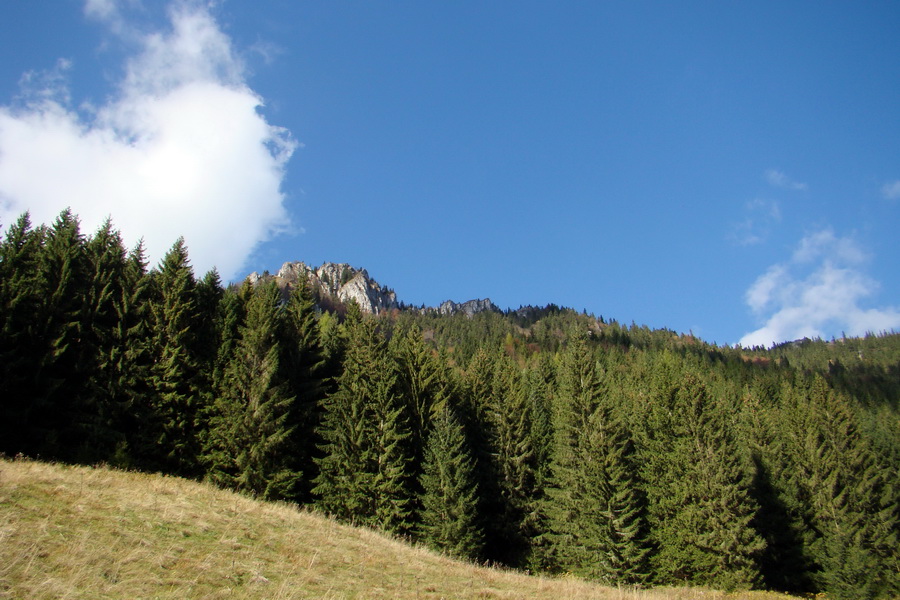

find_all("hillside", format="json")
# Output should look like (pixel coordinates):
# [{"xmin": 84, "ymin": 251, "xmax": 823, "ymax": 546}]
[
  {"xmin": 2, "ymin": 216, "xmax": 898, "ymax": 598},
  {"xmin": 0, "ymin": 459, "xmax": 798, "ymax": 600}
]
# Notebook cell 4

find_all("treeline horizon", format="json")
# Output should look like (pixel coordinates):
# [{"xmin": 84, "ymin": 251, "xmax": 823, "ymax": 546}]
[{"xmin": 1, "ymin": 210, "xmax": 898, "ymax": 599}]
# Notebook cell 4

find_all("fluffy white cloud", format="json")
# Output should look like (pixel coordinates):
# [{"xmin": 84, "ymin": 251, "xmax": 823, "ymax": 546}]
[
  {"xmin": 764, "ymin": 168, "xmax": 807, "ymax": 191},
  {"xmin": 739, "ymin": 229, "xmax": 900, "ymax": 348},
  {"xmin": 0, "ymin": 1, "xmax": 296, "ymax": 280},
  {"xmin": 882, "ymin": 180, "xmax": 900, "ymax": 200}
]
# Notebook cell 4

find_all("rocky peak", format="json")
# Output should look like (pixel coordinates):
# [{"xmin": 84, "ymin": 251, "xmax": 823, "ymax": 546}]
[
  {"xmin": 437, "ymin": 298, "xmax": 499, "ymax": 317},
  {"xmin": 247, "ymin": 261, "xmax": 500, "ymax": 318},
  {"xmin": 247, "ymin": 261, "xmax": 399, "ymax": 315}
]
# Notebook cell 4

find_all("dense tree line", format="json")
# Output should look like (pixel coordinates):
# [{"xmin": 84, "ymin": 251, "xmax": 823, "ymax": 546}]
[{"xmin": 2, "ymin": 212, "xmax": 898, "ymax": 598}]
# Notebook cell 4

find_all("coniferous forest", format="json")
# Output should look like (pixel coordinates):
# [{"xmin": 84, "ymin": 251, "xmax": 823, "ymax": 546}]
[{"xmin": 2, "ymin": 211, "xmax": 898, "ymax": 598}]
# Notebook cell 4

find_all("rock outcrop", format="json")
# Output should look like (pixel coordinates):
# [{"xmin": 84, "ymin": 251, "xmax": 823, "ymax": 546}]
[
  {"xmin": 247, "ymin": 261, "xmax": 500, "ymax": 317},
  {"xmin": 437, "ymin": 298, "xmax": 499, "ymax": 317},
  {"xmin": 246, "ymin": 261, "xmax": 399, "ymax": 315}
]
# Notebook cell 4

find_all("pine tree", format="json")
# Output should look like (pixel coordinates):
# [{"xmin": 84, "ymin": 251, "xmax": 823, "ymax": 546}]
[
  {"xmin": 458, "ymin": 347, "xmax": 505, "ymax": 558},
  {"xmin": 546, "ymin": 335, "xmax": 649, "ymax": 584},
  {"xmin": 525, "ymin": 356, "xmax": 555, "ymax": 493},
  {"xmin": 484, "ymin": 353, "xmax": 537, "ymax": 566},
  {"xmin": 280, "ymin": 279, "xmax": 327, "ymax": 502},
  {"xmin": 78, "ymin": 219, "xmax": 130, "ymax": 463},
  {"xmin": 313, "ymin": 316, "xmax": 415, "ymax": 534},
  {"xmin": 741, "ymin": 382, "xmax": 814, "ymax": 593},
  {"xmin": 205, "ymin": 282, "xmax": 301, "ymax": 500},
  {"xmin": 30, "ymin": 209, "xmax": 91, "ymax": 461},
  {"xmin": 0, "ymin": 213, "xmax": 46, "ymax": 456},
  {"xmin": 522, "ymin": 356, "xmax": 556, "ymax": 571},
  {"xmin": 419, "ymin": 404, "xmax": 484, "ymax": 560},
  {"xmin": 776, "ymin": 376, "xmax": 899, "ymax": 599},
  {"xmin": 642, "ymin": 372, "xmax": 765, "ymax": 589},
  {"xmin": 113, "ymin": 240, "xmax": 155, "ymax": 468},
  {"xmin": 146, "ymin": 238, "xmax": 204, "ymax": 476},
  {"xmin": 391, "ymin": 324, "xmax": 450, "ymax": 468}
]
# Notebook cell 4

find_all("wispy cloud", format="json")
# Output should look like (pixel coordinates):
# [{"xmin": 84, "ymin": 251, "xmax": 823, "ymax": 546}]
[
  {"xmin": 728, "ymin": 198, "xmax": 781, "ymax": 246},
  {"xmin": 764, "ymin": 168, "xmax": 807, "ymax": 191},
  {"xmin": 738, "ymin": 229, "xmax": 900, "ymax": 348},
  {"xmin": 0, "ymin": 1, "xmax": 296, "ymax": 280},
  {"xmin": 881, "ymin": 180, "xmax": 900, "ymax": 200}
]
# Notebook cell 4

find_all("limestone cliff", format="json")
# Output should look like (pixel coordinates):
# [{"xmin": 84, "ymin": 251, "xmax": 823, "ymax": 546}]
[
  {"xmin": 247, "ymin": 261, "xmax": 399, "ymax": 315},
  {"xmin": 437, "ymin": 298, "xmax": 499, "ymax": 317},
  {"xmin": 246, "ymin": 261, "xmax": 499, "ymax": 317}
]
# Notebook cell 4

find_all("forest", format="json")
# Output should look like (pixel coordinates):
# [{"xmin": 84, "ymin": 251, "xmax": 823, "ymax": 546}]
[{"xmin": 1, "ymin": 210, "xmax": 898, "ymax": 599}]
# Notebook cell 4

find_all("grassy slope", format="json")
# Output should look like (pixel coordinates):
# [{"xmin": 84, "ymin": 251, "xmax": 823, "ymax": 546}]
[{"xmin": 0, "ymin": 459, "xmax": 798, "ymax": 600}]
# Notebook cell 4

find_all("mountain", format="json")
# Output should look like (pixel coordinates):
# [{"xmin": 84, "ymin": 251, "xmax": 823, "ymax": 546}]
[
  {"xmin": 247, "ymin": 261, "xmax": 499, "ymax": 317},
  {"xmin": 248, "ymin": 261, "xmax": 399, "ymax": 314}
]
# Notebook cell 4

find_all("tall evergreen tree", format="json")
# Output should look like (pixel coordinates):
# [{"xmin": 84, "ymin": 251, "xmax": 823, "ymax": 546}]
[
  {"xmin": 0, "ymin": 213, "xmax": 46, "ymax": 456},
  {"xmin": 525, "ymin": 356, "xmax": 555, "ymax": 493},
  {"xmin": 741, "ymin": 382, "xmax": 814, "ymax": 593},
  {"xmin": 522, "ymin": 356, "xmax": 556, "ymax": 571},
  {"xmin": 419, "ymin": 404, "xmax": 484, "ymax": 560},
  {"xmin": 108, "ymin": 240, "xmax": 155, "ymax": 468},
  {"xmin": 205, "ymin": 282, "xmax": 301, "ymax": 500},
  {"xmin": 776, "ymin": 376, "xmax": 899, "ymax": 599},
  {"xmin": 78, "ymin": 219, "xmax": 130, "ymax": 463},
  {"xmin": 145, "ymin": 238, "xmax": 204, "ymax": 476},
  {"xmin": 192, "ymin": 268, "xmax": 225, "ymax": 460},
  {"xmin": 641, "ymin": 371, "xmax": 765, "ymax": 589},
  {"xmin": 280, "ymin": 279, "xmax": 328, "ymax": 502},
  {"xmin": 313, "ymin": 315, "xmax": 415, "ymax": 534},
  {"xmin": 484, "ymin": 353, "xmax": 537, "ymax": 566},
  {"xmin": 391, "ymin": 324, "xmax": 450, "ymax": 469},
  {"xmin": 30, "ymin": 209, "xmax": 91, "ymax": 461},
  {"xmin": 546, "ymin": 335, "xmax": 649, "ymax": 584},
  {"xmin": 458, "ymin": 347, "xmax": 505, "ymax": 559}
]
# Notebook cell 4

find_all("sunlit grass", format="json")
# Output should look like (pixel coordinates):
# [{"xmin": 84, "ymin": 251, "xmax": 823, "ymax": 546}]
[{"xmin": 0, "ymin": 458, "xmax": 801, "ymax": 600}]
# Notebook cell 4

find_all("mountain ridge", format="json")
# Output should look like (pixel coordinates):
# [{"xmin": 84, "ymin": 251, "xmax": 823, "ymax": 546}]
[{"xmin": 248, "ymin": 260, "xmax": 500, "ymax": 317}]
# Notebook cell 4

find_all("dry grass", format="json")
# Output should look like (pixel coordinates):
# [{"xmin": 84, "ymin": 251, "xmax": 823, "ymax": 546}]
[{"xmin": 0, "ymin": 458, "xmax": 800, "ymax": 600}]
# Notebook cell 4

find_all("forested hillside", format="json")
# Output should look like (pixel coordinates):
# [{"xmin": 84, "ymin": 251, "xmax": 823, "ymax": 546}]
[{"xmin": 1, "ymin": 211, "xmax": 898, "ymax": 598}]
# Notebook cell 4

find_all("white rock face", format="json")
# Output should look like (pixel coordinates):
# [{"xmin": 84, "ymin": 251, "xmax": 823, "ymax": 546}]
[
  {"xmin": 250, "ymin": 261, "xmax": 398, "ymax": 314},
  {"xmin": 438, "ymin": 298, "xmax": 499, "ymax": 317},
  {"xmin": 248, "ymin": 261, "xmax": 498, "ymax": 317}
]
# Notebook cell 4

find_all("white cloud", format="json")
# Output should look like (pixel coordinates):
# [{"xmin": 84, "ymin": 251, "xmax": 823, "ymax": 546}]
[
  {"xmin": 0, "ymin": 1, "xmax": 296, "ymax": 281},
  {"xmin": 764, "ymin": 168, "xmax": 807, "ymax": 191},
  {"xmin": 882, "ymin": 180, "xmax": 900, "ymax": 200},
  {"xmin": 84, "ymin": 0, "xmax": 120, "ymax": 21},
  {"xmin": 738, "ymin": 229, "xmax": 900, "ymax": 348}
]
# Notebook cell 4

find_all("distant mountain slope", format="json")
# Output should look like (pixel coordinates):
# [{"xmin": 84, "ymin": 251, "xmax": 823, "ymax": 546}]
[
  {"xmin": 0, "ymin": 459, "xmax": 796, "ymax": 600},
  {"xmin": 247, "ymin": 261, "xmax": 499, "ymax": 316}
]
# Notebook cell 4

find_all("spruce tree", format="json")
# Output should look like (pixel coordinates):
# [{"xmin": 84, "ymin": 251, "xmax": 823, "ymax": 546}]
[
  {"xmin": 0, "ymin": 213, "xmax": 46, "ymax": 456},
  {"xmin": 522, "ymin": 356, "xmax": 556, "ymax": 571},
  {"xmin": 641, "ymin": 371, "xmax": 765, "ymax": 589},
  {"xmin": 484, "ymin": 353, "xmax": 537, "ymax": 566},
  {"xmin": 113, "ymin": 240, "xmax": 155, "ymax": 468},
  {"xmin": 30, "ymin": 209, "xmax": 91, "ymax": 461},
  {"xmin": 419, "ymin": 404, "xmax": 484, "ymax": 560},
  {"xmin": 776, "ymin": 376, "xmax": 899, "ymax": 599},
  {"xmin": 280, "ymin": 279, "xmax": 327, "ymax": 502},
  {"xmin": 741, "ymin": 382, "xmax": 814, "ymax": 593},
  {"xmin": 79, "ymin": 219, "xmax": 130, "ymax": 463},
  {"xmin": 546, "ymin": 335, "xmax": 649, "ymax": 584},
  {"xmin": 146, "ymin": 238, "xmax": 204, "ymax": 476},
  {"xmin": 458, "ymin": 347, "xmax": 504, "ymax": 558},
  {"xmin": 391, "ymin": 324, "xmax": 450, "ymax": 469},
  {"xmin": 313, "ymin": 315, "xmax": 415, "ymax": 534},
  {"xmin": 205, "ymin": 282, "xmax": 301, "ymax": 500}
]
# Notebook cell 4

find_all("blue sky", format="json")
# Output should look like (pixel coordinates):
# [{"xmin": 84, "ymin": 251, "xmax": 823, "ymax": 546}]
[{"xmin": 1, "ymin": 1, "xmax": 898, "ymax": 347}]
